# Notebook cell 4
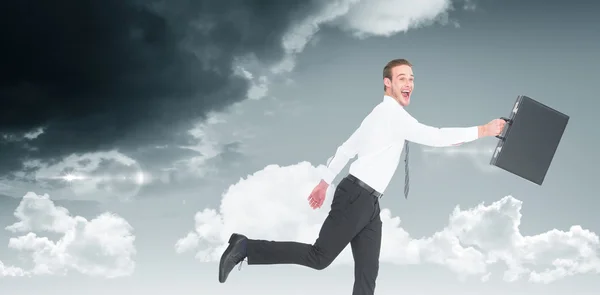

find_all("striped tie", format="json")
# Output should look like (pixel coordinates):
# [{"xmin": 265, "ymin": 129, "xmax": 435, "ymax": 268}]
[{"xmin": 403, "ymin": 141, "xmax": 410, "ymax": 199}]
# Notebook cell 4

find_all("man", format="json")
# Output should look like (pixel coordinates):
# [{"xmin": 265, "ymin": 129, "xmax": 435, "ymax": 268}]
[{"xmin": 218, "ymin": 58, "xmax": 506, "ymax": 294}]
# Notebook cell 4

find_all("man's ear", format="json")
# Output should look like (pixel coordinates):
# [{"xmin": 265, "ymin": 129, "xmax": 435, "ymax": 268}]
[{"xmin": 383, "ymin": 77, "xmax": 391, "ymax": 88}]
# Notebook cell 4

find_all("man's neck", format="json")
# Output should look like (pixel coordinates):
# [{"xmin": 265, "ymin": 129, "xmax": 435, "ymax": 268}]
[{"xmin": 384, "ymin": 93, "xmax": 402, "ymax": 106}]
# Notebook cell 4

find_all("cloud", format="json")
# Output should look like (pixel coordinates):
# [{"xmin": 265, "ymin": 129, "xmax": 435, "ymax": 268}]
[
  {"xmin": 0, "ymin": 0, "xmax": 316, "ymax": 176},
  {"xmin": 333, "ymin": 0, "xmax": 461, "ymax": 38},
  {"xmin": 421, "ymin": 140, "xmax": 499, "ymax": 173},
  {"xmin": 1, "ymin": 192, "xmax": 136, "ymax": 278},
  {"xmin": 22, "ymin": 151, "xmax": 146, "ymax": 201},
  {"xmin": 176, "ymin": 162, "xmax": 600, "ymax": 283},
  {"xmin": 136, "ymin": 111, "xmax": 250, "ymax": 192},
  {"xmin": 1, "ymin": 0, "xmax": 477, "ymax": 179},
  {"xmin": 274, "ymin": 0, "xmax": 469, "ymax": 72},
  {"xmin": 0, "ymin": 261, "xmax": 26, "ymax": 277},
  {"xmin": 170, "ymin": 114, "xmax": 236, "ymax": 179}
]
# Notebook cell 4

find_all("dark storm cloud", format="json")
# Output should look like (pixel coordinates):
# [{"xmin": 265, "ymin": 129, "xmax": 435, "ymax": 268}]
[
  {"xmin": 0, "ymin": 0, "xmax": 319, "ymax": 176},
  {"xmin": 134, "ymin": 140, "xmax": 248, "ymax": 198}
]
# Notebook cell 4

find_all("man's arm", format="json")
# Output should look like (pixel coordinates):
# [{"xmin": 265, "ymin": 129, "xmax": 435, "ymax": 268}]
[
  {"xmin": 395, "ymin": 110, "xmax": 483, "ymax": 147},
  {"xmin": 309, "ymin": 124, "xmax": 364, "ymax": 209},
  {"xmin": 319, "ymin": 125, "xmax": 363, "ymax": 185}
]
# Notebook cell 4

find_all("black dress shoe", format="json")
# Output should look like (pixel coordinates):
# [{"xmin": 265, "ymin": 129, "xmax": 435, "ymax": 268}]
[{"xmin": 218, "ymin": 233, "xmax": 248, "ymax": 283}]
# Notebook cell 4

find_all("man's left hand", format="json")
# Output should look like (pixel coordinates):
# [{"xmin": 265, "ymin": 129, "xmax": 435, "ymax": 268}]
[
  {"xmin": 484, "ymin": 118, "xmax": 507, "ymax": 137},
  {"xmin": 307, "ymin": 180, "xmax": 328, "ymax": 209}
]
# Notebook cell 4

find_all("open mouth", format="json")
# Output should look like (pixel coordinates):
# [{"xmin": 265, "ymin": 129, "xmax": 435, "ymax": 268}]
[{"xmin": 401, "ymin": 90, "xmax": 410, "ymax": 99}]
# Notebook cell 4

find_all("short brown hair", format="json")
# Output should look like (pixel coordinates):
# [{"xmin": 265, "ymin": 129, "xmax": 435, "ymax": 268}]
[{"xmin": 383, "ymin": 59, "xmax": 413, "ymax": 90}]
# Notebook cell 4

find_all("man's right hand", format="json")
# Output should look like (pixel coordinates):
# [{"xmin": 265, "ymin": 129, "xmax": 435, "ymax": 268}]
[{"xmin": 307, "ymin": 180, "xmax": 329, "ymax": 209}]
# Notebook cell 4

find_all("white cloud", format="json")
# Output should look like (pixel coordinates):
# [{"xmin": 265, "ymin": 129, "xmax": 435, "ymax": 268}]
[
  {"xmin": 176, "ymin": 162, "xmax": 600, "ymax": 283},
  {"xmin": 0, "ymin": 261, "xmax": 26, "ymax": 277},
  {"xmin": 248, "ymin": 0, "xmax": 473, "ymax": 98},
  {"xmin": 24, "ymin": 127, "xmax": 45, "ymax": 140},
  {"xmin": 1, "ymin": 127, "xmax": 45, "ymax": 143},
  {"xmin": 27, "ymin": 151, "xmax": 146, "ymax": 201},
  {"xmin": 233, "ymin": 60, "xmax": 270, "ymax": 101},
  {"xmin": 334, "ymin": 0, "xmax": 459, "ymax": 38},
  {"xmin": 1, "ymin": 192, "xmax": 136, "ymax": 278},
  {"xmin": 421, "ymin": 140, "xmax": 499, "ymax": 173},
  {"xmin": 15, "ymin": 112, "xmax": 241, "ymax": 197},
  {"xmin": 169, "ymin": 111, "xmax": 251, "ymax": 181},
  {"xmin": 272, "ymin": 0, "xmax": 360, "ymax": 74},
  {"xmin": 275, "ymin": 0, "xmax": 468, "ymax": 72},
  {"xmin": 175, "ymin": 119, "xmax": 224, "ymax": 179}
]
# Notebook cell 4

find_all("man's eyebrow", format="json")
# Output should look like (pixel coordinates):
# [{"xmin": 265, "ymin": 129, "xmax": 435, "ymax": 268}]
[{"xmin": 396, "ymin": 73, "xmax": 414, "ymax": 77}]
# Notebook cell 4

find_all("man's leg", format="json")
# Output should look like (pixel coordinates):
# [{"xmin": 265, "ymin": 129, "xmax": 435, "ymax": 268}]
[
  {"xmin": 219, "ymin": 177, "xmax": 375, "ymax": 282},
  {"xmin": 350, "ymin": 199, "xmax": 382, "ymax": 295},
  {"xmin": 246, "ymin": 178, "xmax": 372, "ymax": 269}
]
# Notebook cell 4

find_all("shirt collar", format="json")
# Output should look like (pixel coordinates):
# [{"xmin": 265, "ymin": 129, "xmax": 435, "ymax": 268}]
[{"xmin": 383, "ymin": 95, "xmax": 404, "ymax": 110}]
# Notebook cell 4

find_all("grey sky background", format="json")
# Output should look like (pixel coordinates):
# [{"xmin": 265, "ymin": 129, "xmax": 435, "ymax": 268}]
[{"xmin": 1, "ymin": 0, "xmax": 599, "ymax": 294}]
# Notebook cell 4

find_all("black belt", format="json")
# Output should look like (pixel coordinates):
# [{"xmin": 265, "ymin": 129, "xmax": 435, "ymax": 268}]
[{"xmin": 346, "ymin": 174, "xmax": 383, "ymax": 198}]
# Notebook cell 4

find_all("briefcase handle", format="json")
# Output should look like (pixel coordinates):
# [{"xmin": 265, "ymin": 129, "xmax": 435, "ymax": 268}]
[{"xmin": 495, "ymin": 117, "xmax": 513, "ymax": 140}]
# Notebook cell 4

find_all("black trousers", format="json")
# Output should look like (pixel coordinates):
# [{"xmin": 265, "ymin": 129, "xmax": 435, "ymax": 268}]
[{"xmin": 246, "ymin": 175, "xmax": 382, "ymax": 295}]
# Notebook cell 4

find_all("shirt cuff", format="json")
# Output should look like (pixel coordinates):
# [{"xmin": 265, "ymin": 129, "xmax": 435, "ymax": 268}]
[{"xmin": 317, "ymin": 165, "xmax": 336, "ymax": 184}]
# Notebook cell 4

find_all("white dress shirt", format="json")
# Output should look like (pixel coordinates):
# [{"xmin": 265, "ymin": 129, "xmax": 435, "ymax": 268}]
[{"xmin": 321, "ymin": 95, "xmax": 479, "ymax": 194}]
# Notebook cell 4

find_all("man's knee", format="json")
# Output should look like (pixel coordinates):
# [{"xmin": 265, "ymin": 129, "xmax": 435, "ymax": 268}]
[
  {"xmin": 312, "ymin": 256, "xmax": 334, "ymax": 270},
  {"xmin": 355, "ymin": 261, "xmax": 379, "ymax": 278},
  {"xmin": 307, "ymin": 245, "xmax": 338, "ymax": 270}
]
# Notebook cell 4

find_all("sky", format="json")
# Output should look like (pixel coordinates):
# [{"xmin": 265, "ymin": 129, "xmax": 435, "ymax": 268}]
[{"xmin": 1, "ymin": 0, "xmax": 600, "ymax": 294}]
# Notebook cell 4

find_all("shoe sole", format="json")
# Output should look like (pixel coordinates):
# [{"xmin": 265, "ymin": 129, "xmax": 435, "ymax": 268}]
[{"xmin": 218, "ymin": 234, "xmax": 243, "ymax": 283}]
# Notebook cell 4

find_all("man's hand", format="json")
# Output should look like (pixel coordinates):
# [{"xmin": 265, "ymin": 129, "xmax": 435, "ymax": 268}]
[
  {"xmin": 480, "ymin": 119, "xmax": 507, "ymax": 137},
  {"xmin": 307, "ymin": 180, "xmax": 329, "ymax": 209}
]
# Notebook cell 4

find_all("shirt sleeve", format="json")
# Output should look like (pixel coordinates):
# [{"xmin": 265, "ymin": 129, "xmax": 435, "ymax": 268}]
[
  {"xmin": 320, "ymin": 124, "xmax": 363, "ymax": 184},
  {"xmin": 395, "ymin": 109, "xmax": 479, "ymax": 147}
]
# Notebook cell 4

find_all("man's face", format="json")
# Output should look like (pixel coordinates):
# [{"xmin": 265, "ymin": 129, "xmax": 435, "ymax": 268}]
[{"xmin": 386, "ymin": 65, "xmax": 414, "ymax": 106}]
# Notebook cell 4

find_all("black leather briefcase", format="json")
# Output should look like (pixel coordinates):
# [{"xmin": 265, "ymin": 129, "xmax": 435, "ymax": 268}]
[{"xmin": 490, "ymin": 95, "xmax": 569, "ymax": 185}]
